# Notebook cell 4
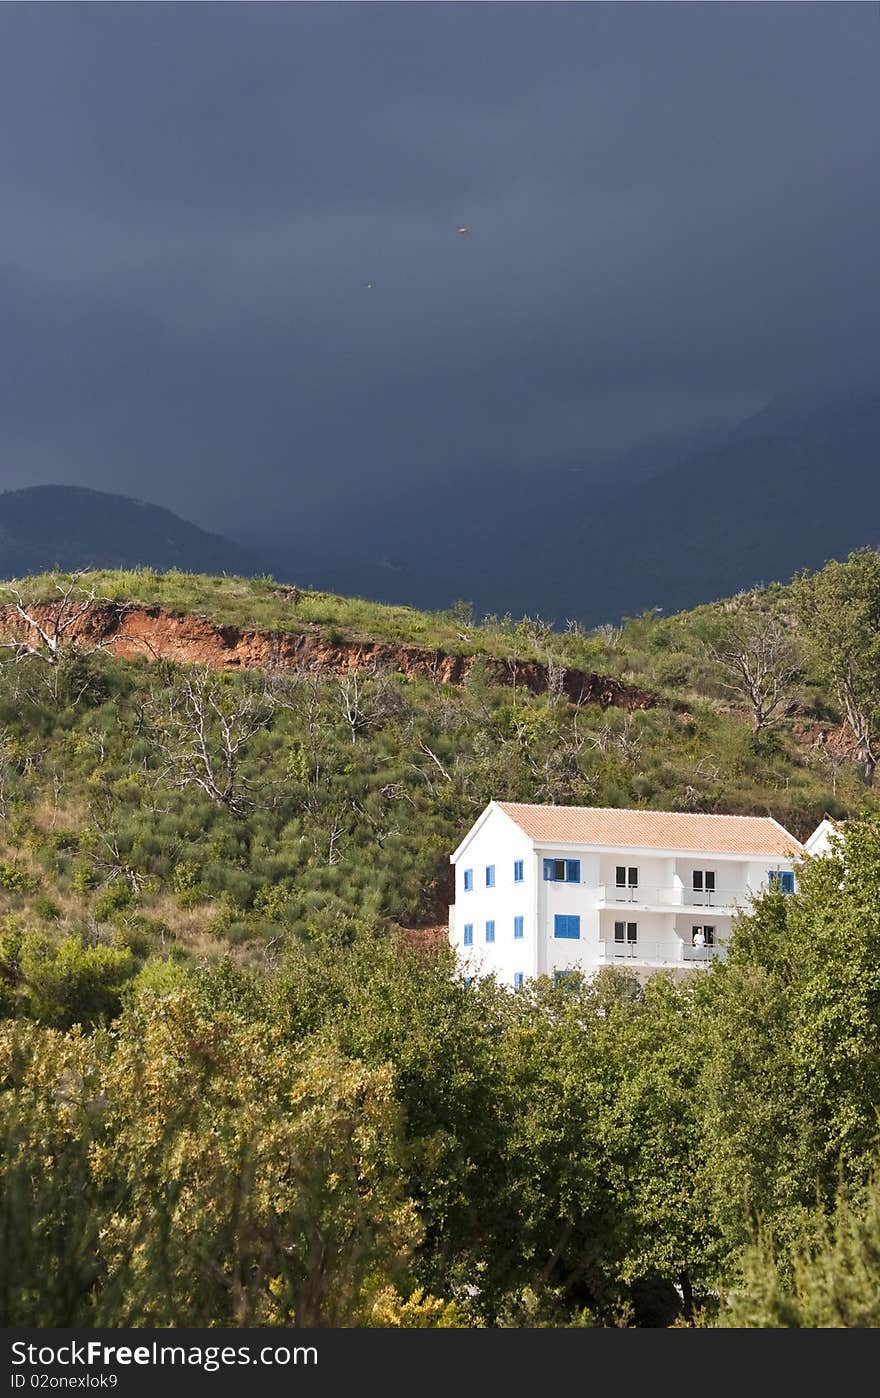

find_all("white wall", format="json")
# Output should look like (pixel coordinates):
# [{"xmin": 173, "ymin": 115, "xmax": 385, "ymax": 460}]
[
  {"xmin": 535, "ymin": 848, "xmax": 599, "ymax": 979},
  {"xmin": 450, "ymin": 806, "xmax": 535, "ymax": 987},
  {"xmin": 804, "ymin": 820, "xmax": 839, "ymax": 858}
]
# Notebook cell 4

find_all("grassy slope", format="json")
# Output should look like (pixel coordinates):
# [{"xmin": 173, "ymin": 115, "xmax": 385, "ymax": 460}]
[
  {"xmin": 8, "ymin": 569, "xmax": 563, "ymax": 660},
  {"xmin": 3, "ymin": 569, "xmax": 815, "ymax": 695},
  {"xmin": 0, "ymin": 570, "xmax": 874, "ymax": 998}
]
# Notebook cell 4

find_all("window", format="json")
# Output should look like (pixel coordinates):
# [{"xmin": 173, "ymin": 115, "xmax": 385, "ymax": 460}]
[
  {"xmin": 554, "ymin": 914, "xmax": 581, "ymax": 939},
  {"xmin": 691, "ymin": 925, "xmax": 715, "ymax": 947},
  {"xmin": 485, "ymin": 920, "xmax": 495, "ymax": 943},
  {"xmin": 543, "ymin": 858, "xmax": 580, "ymax": 883},
  {"xmin": 615, "ymin": 866, "xmax": 639, "ymax": 896},
  {"xmin": 513, "ymin": 916, "xmax": 524, "ymax": 940},
  {"xmin": 463, "ymin": 869, "xmax": 473, "ymax": 892},
  {"xmin": 614, "ymin": 920, "xmax": 638, "ymax": 943},
  {"xmin": 514, "ymin": 860, "xmax": 524, "ymax": 883},
  {"xmin": 463, "ymin": 923, "xmax": 473, "ymax": 947},
  {"xmin": 768, "ymin": 870, "xmax": 795, "ymax": 894},
  {"xmin": 514, "ymin": 972, "xmax": 524, "ymax": 990},
  {"xmin": 485, "ymin": 865, "xmax": 495, "ymax": 888},
  {"xmin": 692, "ymin": 870, "xmax": 716, "ymax": 902}
]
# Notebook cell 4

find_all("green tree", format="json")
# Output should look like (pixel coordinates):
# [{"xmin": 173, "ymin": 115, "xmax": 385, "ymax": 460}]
[
  {"xmin": 0, "ymin": 989, "xmax": 422, "ymax": 1327},
  {"xmin": 94, "ymin": 989, "xmax": 419, "ymax": 1325},
  {"xmin": 696, "ymin": 819, "xmax": 880, "ymax": 1272},
  {"xmin": 793, "ymin": 550, "xmax": 880, "ymax": 781},
  {"xmin": 271, "ymin": 934, "xmax": 514, "ymax": 1312},
  {"xmin": 719, "ymin": 1172, "xmax": 880, "ymax": 1327},
  {"xmin": 496, "ymin": 970, "xmax": 713, "ymax": 1326},
  {"xmin": 0, "ymin": 1020, "xmax": 112, "ymax": 1325}
]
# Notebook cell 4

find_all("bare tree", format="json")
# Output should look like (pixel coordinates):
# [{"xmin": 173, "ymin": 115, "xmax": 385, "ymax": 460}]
[
  {"xmin": 334, "ymin": 669, "xmax": 408, "ymax": 744},
  {"xmin": 0, "ymin": 573, "xmax": 113, "ymax": 666},
  {"xmin": 0, "ymin": 574, "xmax": 129, "ymax": 709},
  {"xmin": 84, "ymin": 801, "xmax": 152, "ymax": 895},
  {"xmin": 148, "ymin": 668, "xmax": 274, "ymax": 815},
  {"xmin": 807, "ymin": 727, "xmax": 855, "ymax": 797},
  {"xmin": 336, "ymin": 671, "xmax": 371, "ymax": 744},
  {"xmin": 0, "ymin": 731, "xmax": 17, "ymax": 829},
  {"xmin": 706, "ymin": 606, "xmax": 801, "ymax": 734}
]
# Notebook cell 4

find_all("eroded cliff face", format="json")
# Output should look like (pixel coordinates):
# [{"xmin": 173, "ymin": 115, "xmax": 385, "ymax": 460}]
[{"xmin": 0, "ymin": 601, "xmax": 655, "ymax": 711}]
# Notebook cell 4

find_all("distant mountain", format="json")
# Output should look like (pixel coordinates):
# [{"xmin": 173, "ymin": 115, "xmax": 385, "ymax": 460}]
[
  {"xmin": 244, "ymin": 423, "xmax": 734, "ymax": 619},
  {"xmin": 0, "ymin": 485, "xmax": 266, "ymax": 580},
  {"xmin": 565, "ymin": 379, "xmax": 880, "ymax": 621},
  {"xmin": 256, "ymin": 382, "xmax": 880, "ymax": 625}
]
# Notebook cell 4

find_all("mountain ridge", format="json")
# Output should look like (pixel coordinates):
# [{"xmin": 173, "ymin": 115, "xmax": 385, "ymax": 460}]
[{"xmin": 0, "ymin": 484, "xmax": 266, "ymax": 580}]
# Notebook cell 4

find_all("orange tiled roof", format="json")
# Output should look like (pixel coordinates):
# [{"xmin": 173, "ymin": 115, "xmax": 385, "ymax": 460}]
[{"xmin": 496, "ymin": 803, "xmax": 802, "ymax": 857}]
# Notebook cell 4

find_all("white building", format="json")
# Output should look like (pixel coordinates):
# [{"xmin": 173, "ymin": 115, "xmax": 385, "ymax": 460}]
[
  {"xmin": 803, "ymin": 817, "xmax": 843, "ymax": 859},
  {"xmin": 448, "ymin": 801, "xmax": 804, "ymax": 986}
]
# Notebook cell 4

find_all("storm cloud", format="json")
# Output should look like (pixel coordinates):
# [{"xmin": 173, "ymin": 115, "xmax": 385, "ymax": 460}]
[{"xmin": 1, "ymin": 3, "xmax": 878, "ymax": 542}]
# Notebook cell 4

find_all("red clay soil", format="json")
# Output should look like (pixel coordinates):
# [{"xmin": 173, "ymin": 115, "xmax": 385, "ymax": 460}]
[{"xmin": 0, "ymin": 601, "xmax": 655, "ymax": 711}]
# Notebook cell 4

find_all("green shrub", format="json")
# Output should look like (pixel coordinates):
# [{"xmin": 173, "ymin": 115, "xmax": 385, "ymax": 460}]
[
  {"xmin": 93, "ymin": 882, "xmax": 136, "ymax": 923},
  {"xmin": 71, "ymin": 864, "xmax": 98, "ymax": 895},
  {"xmin": 172, "ymin": 860, "xmax": 206, "ymax": 908},
  {"xmin": 18, "ymin": 934, "xmax": 137, "ymax": 1029},
  {"xmin": 32, "ymin": 894, "xmax": 62, "ymax": 922},
  {"xmin": 0, "ymin": 862, "xmax": 40, "ymax": 895}
]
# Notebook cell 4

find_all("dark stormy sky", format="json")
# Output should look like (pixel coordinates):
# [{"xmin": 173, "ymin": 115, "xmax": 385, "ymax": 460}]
[{"xmin": 1, "ymin": 3, "xmax": 878, "ymax": 541}]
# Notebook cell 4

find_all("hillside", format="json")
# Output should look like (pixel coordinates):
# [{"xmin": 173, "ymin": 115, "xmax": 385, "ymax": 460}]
[
  {"xmin": 0, "ymin": 485, "xmax": 267, "ymax": 579},
  {"xmin": 0, "ymin": 565, "xmax": 870, "ymax": 966}
]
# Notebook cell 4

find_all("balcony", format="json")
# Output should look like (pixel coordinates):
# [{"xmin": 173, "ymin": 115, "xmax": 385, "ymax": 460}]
[
  {"xmin": 595, "ymin": 885, "xmax": 748, "ymax": 914},
  {"xmin": 597, "ymin": 938, "xmax": 724, "ymax": 968},
  {"xmin": 682, "ymin": 887, "xmax": 748, "ymax": 910}
]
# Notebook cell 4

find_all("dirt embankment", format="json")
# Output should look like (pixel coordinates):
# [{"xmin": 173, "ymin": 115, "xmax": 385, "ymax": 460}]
[{"xmin": 0, "ymin": 602, "xmax": 656, "ymax": 711}]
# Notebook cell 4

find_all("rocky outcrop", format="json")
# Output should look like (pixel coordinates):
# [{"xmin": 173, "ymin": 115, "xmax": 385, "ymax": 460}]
[{"xmin": 0, "ymin": 601, "xmax": 656, "ymax": 711}]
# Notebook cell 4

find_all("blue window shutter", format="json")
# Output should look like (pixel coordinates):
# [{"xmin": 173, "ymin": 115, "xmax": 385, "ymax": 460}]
[
  {"xmin": 514, "ymin": 859, "xmax": 523, "ymax": 882},
  {"xmin": 486, "ymin": 920, "xmax": 495, "ymax": 943},
  {"xmin": 554, "ymin": 914, "xmax": 580, "ymax": 939},
  {"xmin": 781, "ymin": 871, "xmax": 794, "ymax": 894},
  {"xmin": 514, "ymin": 916, "xmax": 524, "ymax": 940},
  {"xmin": 463, "ymin": 923, "xmax": 473, "ymax": 946},
  {"xmin": 514, "ymin": 972, "xmax": 524, "ymax": 990},
  {"xmin": 463, "ymin": 869, "xmax": 473, "ymax": 892},
  {"xmin": 566, "ymin": 859, "xmax": 580, "ymax": 883},
  {"xmin": 486, "ymin": 865, "xmax": 495, "ymax": 888},
  {"xmin": 543, "ymin": 859, "xmax": 555, "ymax": 881}
]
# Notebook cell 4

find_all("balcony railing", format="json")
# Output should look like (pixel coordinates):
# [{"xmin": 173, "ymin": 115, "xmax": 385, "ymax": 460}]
[
  {"xmin": 598, "ymin": 938, "xmax": 724, "ymax": 966},
  {"xmin": 595, "ymin": 885, "xmax": 749, "ymax": 910},
  {"xmin": 682, "ymin": 887, "xmax": 747, "ymax": 908}
]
